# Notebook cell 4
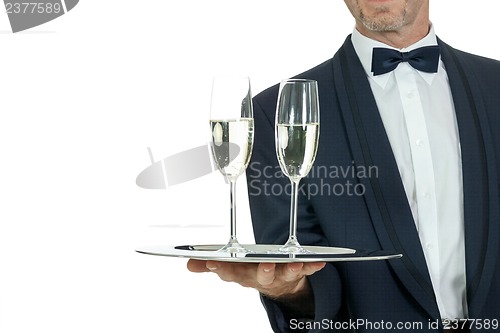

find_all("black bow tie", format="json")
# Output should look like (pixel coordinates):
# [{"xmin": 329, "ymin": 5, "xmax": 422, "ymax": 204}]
[{"xmin": 371, "ymin": 45, "xmax": 440, "ymax": 76}]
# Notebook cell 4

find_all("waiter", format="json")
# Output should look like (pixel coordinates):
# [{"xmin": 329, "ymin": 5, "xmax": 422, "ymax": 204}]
[{"xmin": 189, "ymin": 1, "xmax": 500, "ymax": 332}]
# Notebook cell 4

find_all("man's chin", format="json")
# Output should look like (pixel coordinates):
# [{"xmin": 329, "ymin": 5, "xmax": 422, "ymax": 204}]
[{"xmin": 360, "ymin": 16, "xmax": 405, "ymax": 32}]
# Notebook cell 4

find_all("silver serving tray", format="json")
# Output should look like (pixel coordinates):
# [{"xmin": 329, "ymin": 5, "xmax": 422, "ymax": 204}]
[{"xmin": 136, "ymin": 244, "xmax": 402, "ymax": 263}]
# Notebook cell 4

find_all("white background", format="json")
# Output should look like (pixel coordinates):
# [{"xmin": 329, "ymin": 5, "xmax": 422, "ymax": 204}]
[{"xmin": 0, "ymin": 1, "xmax": 498, "ymax": 332}]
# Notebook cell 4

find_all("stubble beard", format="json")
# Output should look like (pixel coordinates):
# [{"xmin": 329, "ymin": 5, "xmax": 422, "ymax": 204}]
[{"xmin": 357, "ymin": 3, "xmax": 407, "ymax": 32}]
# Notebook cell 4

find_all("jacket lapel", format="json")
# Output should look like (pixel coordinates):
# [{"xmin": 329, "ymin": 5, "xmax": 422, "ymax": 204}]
[
  {"xmin": 331, "ymin": 36, "xmax": 441, "ymax": 320},
  {"xmin": 439, "ymin": 40, "xmax": 500, "ymax": 318}
]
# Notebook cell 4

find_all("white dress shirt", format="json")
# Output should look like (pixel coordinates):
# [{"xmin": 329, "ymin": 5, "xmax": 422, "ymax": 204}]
[{"xmin": 351, "ymin": 26, "xmax": 468, "ymax": 319}]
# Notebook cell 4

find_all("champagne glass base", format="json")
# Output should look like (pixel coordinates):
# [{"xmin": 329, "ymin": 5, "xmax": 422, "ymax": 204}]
[
  {"xmin": 274, "ymin": 239, "xmax": 313, "ymax": 254},
  {"xmin": 217, "ymin": 239, "xmax": 253, "ymax": 254}
]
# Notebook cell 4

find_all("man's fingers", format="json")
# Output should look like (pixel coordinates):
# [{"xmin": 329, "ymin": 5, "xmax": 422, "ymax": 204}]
[
  {"xmin": 281, "ymin": 262, "xmax": 304, "ymax": 282},
  {"xmin": 192, "ymin": 261, "xmax": 279, "ymax": 289},
  {"xmin": 301, "ymin": 262, "xmax": 327, "ymax": 275},
  {"xmin": 256, "ymin": 263, "xmax": 276, "ymax": 286},
  {"xmin": 187, "ymin": 259, "xmax": 326, "ymax": 298},
  {"xmin": 211, "ymin": 262, "xmax": 239, "ymax": 282},
  {"xmin": 187, "ymin": 259, "xmax": 210, "ymax": 272},
  {"xmin": 204, "ymin": 261, "xmax": 251, "ymax": 284},
  {"xmin": 277, "ymin": 262, "xmax": 326, "ymax": 283},
  {"xmin": 205, "ymin": 260, "xmax": 220, "ymax": 272}
]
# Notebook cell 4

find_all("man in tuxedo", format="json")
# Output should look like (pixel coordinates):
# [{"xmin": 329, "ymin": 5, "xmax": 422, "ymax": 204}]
[{"xmin": 188, "ymin": 0, "xmax": 500, "ymax": 332}]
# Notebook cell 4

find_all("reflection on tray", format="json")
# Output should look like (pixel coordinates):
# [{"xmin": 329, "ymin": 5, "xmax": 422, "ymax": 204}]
[{"xmin": 174, "ymin": 244, "xmax": 356, "ymax": 255}]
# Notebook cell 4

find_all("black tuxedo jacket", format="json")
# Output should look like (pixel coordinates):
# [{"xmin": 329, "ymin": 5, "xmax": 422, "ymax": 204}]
[{"xmin": 246, "ymin": 36, "xmax": 500, "ymax": 332}]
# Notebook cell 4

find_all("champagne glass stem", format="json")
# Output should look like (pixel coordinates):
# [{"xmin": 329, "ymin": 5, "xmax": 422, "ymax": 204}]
[
  {"xmin": 280, "ymin": 178, "xmax": 304, "ymax": 252},
  {"xmin": 229, "ymin": 179, "xmax": 237, "ymax": 242},
  {"xmin": 218, "ymin": 178, "xmax": 247, "ymax": 252},
  {"xmin": 289, "ymin": 179, "xmax": 300, "ymax": 243}
]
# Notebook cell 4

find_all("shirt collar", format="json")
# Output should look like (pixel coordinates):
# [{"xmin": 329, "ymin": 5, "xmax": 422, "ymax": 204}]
[{"xmin": 351, "ymin": 24, "xmax": 441, "ymax": 88}]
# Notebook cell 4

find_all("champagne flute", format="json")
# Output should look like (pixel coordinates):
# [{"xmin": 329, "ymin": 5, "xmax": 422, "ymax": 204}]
[
  {"xmin": 209, "ymin": 77, "xmax": 254, "ymax": 253},
  {"xmin": 275, "ymin": 79, "xmax": 320, "ymax": 254}
]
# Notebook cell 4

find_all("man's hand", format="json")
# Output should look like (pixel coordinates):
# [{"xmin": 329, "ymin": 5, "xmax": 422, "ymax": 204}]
[{"xmin": 187, "ymin": 259, "xmax": 326, "ymax": 299}]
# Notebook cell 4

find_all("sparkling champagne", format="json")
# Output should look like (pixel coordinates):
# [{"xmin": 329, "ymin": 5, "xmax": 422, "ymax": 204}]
[
  {"xmin": 276, "ymin": 123, "xmax": 319, "ymax": 180},
  {"xmin": 210, "ymin": 118, "xmax": 254, "ymax": 180}
]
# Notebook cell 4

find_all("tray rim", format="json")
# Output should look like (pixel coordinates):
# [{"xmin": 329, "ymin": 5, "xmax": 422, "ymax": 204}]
[{"xmin": 136, "ymin": 244, "xmax": 403, "ymax": 263}]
